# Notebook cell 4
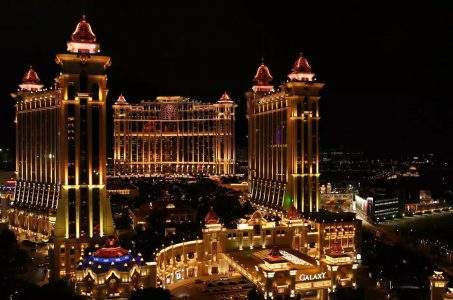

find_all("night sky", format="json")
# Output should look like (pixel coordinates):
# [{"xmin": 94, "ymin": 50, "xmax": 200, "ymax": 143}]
[{"xmin": 1, "ymin": 1, "xmax": 453, "ymax": 158}]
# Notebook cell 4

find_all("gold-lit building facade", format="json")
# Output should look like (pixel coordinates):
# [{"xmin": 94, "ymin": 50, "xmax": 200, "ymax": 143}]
[
  {"xmin": 9, "ymin": 16, "xmax": 114, "ymax": 279},
  {"xmin": 155, "ymin": 207, "xmax": 361, "ymax": 299},
  {"xmin": 113, "ymin": 93, "xmax": 236, "ymax": 176},
  {"xmin": 246, "ymin": 54, "xmax": 323, "ymax": 212}
]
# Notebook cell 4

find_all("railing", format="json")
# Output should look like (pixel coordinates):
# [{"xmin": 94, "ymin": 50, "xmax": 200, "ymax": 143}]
[{"xmin": 221, "ymin": 253, "xmax": 263, "ymax": 291}]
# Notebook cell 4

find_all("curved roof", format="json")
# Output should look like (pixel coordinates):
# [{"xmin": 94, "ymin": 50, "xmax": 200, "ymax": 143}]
[
  {"xmin": 71, "ymin": 15, "xmax": 97, "ymax": 43},
  {"xmin": 22, "ymin": 66, "xmax": 40, "ymax": 84},
  {"xmin": 204, "ymin": 207, "xmax": 220, "ymax": 224},
  {"xmin": 253, "ymin": 62, "xmax": 273, "ymax": 85},
  {"xmin": 78, "ymin": 246, "xmax": 143, "ymax": 274},
  {"xmin": 287, "ymin": 204, "xmax": 301, "ymax": 220},
  {"xmin": 291, "ymin": 53, "xmax": 312, "ymax": 73},
  {"xmin": 219, "ymin": 92, "xmax": 232, "ymax": 102},
  {"xmin": 115, "ymin": 94, "xmax": 128, "ymax": 105},
  {"xmin": 93, "ymin": 246, "xmax": 129, "ymax": 258}
]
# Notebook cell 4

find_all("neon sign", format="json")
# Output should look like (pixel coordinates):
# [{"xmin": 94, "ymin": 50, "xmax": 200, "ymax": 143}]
[{"xmin": 299, "ymin": 272, "xmax": 327, "ymax": 282}]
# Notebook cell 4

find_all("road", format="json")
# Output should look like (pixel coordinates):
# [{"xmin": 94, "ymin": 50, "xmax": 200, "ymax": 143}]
[
  {"xmin": 169, "ymin": 275, "xmax": 251, "ymax": 300},
  {"xmin": 363, "ymin": 211, "xmax": 453, "ymax": 277}
]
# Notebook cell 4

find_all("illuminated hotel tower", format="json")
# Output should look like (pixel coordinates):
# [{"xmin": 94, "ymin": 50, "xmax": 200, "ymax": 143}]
[
  {"xmin": 113, "ymin": 93, "xmax": 236, "ymax": 176},
  {"xmin": 10, "ymin": 16, "xmax": 114, "ymax": 278},
  {"xmin": 246, "ymin": 54, "xmax": 324, "ymax": 212}
]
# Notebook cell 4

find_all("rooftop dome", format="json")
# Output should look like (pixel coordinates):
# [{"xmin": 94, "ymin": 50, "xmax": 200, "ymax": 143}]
[
  {"xmin": 291, "ymin": 53, "xmax": 312, "ymax": 73},
  {"xmin": 253, "ymin": 62, "xmax": 273, "ymax": 86},
  {"xmin": 71, "ymin": 15, "xmax": 96, "ymax": 43},
  {"xmin": 93, "ymin": 247, "xmax": 129, "ymax": 258},
  {"xmin": 204, "ymin": 206, "xmax": 220, "ymax": 224},
  {"xmin": 219, "ymin": 92, "xmax": 232, "ymax": 102},
  {"xmin": 78, "ymin": 245, "xmax": 143, "ymax": 274},
  {"xmin": 19, "ymin": 66, "xmax": 44, "ymax": 91},
  {"xmin": 22, "ymin": 66, "xmax": 40, "ymax": 84},
  {"xmin": 115, "ymin": 94, "xmax": 128, "ymax": 105},
  {"xmin": 67, "ymin": 15, "xmax": 100, "ymax": 54},
  {"xmin": 287, "ymin": 204, "xmax": 301, "ymax": 220},
  {"xmin": 288, "ymin": 53, "xmax": 315, "ymax": 81}
]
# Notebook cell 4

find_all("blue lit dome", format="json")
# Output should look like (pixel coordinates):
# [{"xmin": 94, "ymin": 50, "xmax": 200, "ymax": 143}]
[{"xmin": 78, "ymin": 246, "xmax": 143, "ymax": 273}]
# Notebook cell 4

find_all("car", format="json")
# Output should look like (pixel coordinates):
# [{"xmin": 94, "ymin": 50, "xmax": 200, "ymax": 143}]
[
  {"xmin": 194, "ymin": 279, "xmax": 203, "ymax": 284},
  {"xmin": 220, "ymin": 277, "xmax": 229, "ymax": 281}
]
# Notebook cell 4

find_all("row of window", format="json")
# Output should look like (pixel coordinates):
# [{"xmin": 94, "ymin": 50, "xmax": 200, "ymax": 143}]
[{"xmin": 227, "ymin": 230, "xmax": 287, "ymax": 239}]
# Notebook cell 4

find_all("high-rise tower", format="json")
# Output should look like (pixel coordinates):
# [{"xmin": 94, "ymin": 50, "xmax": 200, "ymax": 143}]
[
  {"xmin": 10, "ymin": 15, "xmax": 114, "ymax": 279},
  {"xmin": 246, "ymin": 54, "xmax": 324, "ymax": 212}
]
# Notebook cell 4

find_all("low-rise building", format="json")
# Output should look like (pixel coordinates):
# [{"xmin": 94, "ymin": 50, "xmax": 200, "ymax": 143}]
[
  {"xmin": 355, "ymin": 188, "xmax": 401, "ymax": 222},
  {"xmin": 405, "ymin": 190, "xmax": 451, "ymax": 215},
  {"xmin": 320, "ymin": 192, "xmax": 354, "ymax": 213},
  {"xmin": 155, "ymin": 207, "xmax": 361, "ymax": 299},
  {"xmin": 0, "ymin": 176, "xmax": 15, "ymax": 232},
  {"xmin": 129, "ymin": 200, "xmax": 197, "ymax": 232},
  {"xmin": 74, "ymin": 237, "xmax": 156, "ymax": 298},
  {"xmin": 106, "ymin": 179, "xmax": 139, "ymax": 198}
]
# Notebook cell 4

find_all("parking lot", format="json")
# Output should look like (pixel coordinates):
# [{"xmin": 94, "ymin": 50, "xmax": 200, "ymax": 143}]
[{"xmin": 170, "ymin": 275, "xmax": 253, "ymax": 300}]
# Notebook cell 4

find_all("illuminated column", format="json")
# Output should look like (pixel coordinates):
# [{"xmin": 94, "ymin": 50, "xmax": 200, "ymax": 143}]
[
  {"xmin": 289, "ymin": 269, "xmax": 297, "ymax": 298},
  {"xmin": 45, "ymin": 16, "xmax": 115, "ymax": 280},
  {"xmin": 327, "ymin": 265, "xmax": 339, "ymax": 292},
  {"xmin": 263, "ymin": 271, "xmax": 275, "ymax": 299},
  {"xmin": 429, "ymin": 271, "xmax": 449, "ymax": 300},
  {"xmin": 113, "ymin": 95, "xmax": 130, "ymax": 176},
  {"xmin": 215, "ymin": 92, "xmax": 237, "ymax": 175}
]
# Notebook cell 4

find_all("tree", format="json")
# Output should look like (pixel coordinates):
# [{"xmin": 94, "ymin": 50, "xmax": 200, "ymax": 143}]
[
  {"xmin": 0, "ymin": 229, "xmax": 28, "ymax": 299},
  {"xmin": 114, "ymin": 213, "xmax": 132, "ymax": 229}
]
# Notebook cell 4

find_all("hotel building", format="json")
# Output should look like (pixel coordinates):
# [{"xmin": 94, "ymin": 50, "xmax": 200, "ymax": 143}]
[
  {"xmin": 246, "ymin": 54, "xmax": 323, "ymax": 212},
  {"xmin": 113, "ymin": 93, "xmax": 236, "ymax": 176},
  {"xmin": 9, "ymin": 16, "xmax": 114, "ymax": 278}
]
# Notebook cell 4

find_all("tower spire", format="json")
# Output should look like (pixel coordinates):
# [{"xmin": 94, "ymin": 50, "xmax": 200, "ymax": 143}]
[
  {"xmin": 288, "ymin": 52, "xmax": 315, "ymax": 81},
  {"xmin": 252, "ymin": 59, "xmax": 274, "ymax": 93},
  {"xmin": 19, "ymin": 66, "xmax": 44, "ymax": 91},
  {"xmin": 67, "ymin": 15, "xmax": 100, "ymax": 54},
  {"xmin": 219, "ymin": 91, "xmax": 233, "ymax": 102}
]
